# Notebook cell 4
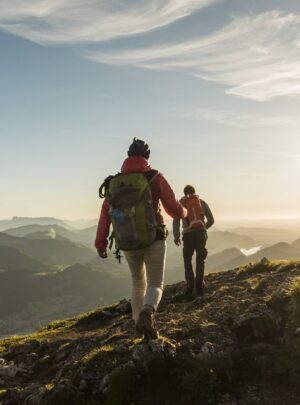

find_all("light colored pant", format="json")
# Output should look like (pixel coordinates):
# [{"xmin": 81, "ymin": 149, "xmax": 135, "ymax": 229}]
[{"xmin": 124, "ymin": 240, "xmax": 167, "ymax": 321}]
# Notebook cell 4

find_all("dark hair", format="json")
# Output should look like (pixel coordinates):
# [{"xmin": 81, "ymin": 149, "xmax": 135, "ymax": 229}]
[
  {"xmin": 184, "ymin": 185, "xmax": 196, "ymax": 196},
  {"xmin": 127, "ymin": 137, "xmax": 150, "ymax": 159}
]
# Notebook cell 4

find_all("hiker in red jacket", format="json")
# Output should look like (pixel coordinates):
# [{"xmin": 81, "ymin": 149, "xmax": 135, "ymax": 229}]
[{"xmin": 95, "ymin": 138, "xmax": 186, "ymax": 339}]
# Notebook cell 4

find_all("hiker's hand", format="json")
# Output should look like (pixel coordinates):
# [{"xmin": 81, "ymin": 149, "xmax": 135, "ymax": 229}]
[
  {"xmin": 97, "ymin": 249, "xmax": 108, "ymax": 258},
  {"xmin": 174, "ymin": 239, "xmax": 181, "ymax": 246}
]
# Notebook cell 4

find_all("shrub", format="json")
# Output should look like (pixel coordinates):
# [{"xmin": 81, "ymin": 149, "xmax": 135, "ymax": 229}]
[{"xmin": 287, "ymin": 277, "xmax": 300, "ymax": 330}]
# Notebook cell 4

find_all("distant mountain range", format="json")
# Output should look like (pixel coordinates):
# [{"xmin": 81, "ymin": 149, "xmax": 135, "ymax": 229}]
[
  {"xmin": 0, "ymin": 216, "xmax": 299, "ymax": 337},
  {"xmin": 0, "ymin": 217, "xmax": 70, "ymax": 232},
  {"xmin": 0, "ymin": 232, "xmax": 95, "ymax": 266},
  {"xmin": 0, "ymin": 246, "xmax": 53, "ymax": 273},
  {"xmin": 292, "ymin": 238, "xmax": 300, "ymax": 250},
  {"xmin": 206, "ymin": 241, "xmax": 300, "ymax": 273},
  {"xmin": 256, "ymin": 241, "xmax": 300, "ymax": 260},
  {"xmin": 3, "ymin": 224, "xmax": 95, "ymax": 248},
  {"xmin": 0, "ymin": 217, "xmax": 98, "ymax": 232},
  {"xmin": 4, "ymin": 224, "xmax": 70, "ymax": 238},
  {"xmin": 230, "ymin": 227, "xmax": 300, "ymax": 245},
  {"xmin": 0, "ymin": 262, "xmax": 130, "ymax": 319},
  {"xmin": 0, "ymin": 219, "xmax": 127, "ymax": 336},
  {"xmin": 0, "ymin": 263, "xmax": 131, "ymax": 336},
  {"xmin": 64, "ymin": 218, "xmax": 98, "ymax": 229},
  {"xmin": 1, "ymin": 219, "xmax": 299, "ymax": 275},
  {"xmin": 205, "ymin": 230, "xmax": 258, "ymax": 253},
  {"xmin": 206, "ymin": 247, "xmax": 243, "ymax": 272}
]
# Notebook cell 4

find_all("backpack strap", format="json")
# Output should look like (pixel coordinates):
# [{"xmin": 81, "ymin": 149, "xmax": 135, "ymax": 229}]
[
  {"xmin": 99, "ymin": 173, "xmax": 120, "ymax": 199},
  {"xmin": 144, "ymin": 169, "xmax": 159, "ymax": 184},
  {"xmin": 108, "ymin": 230, "xmax": 123, "ymax": 263},
  {"xmin": 136, "ymin": 170, "xmax": 159, "ymax": 203}
]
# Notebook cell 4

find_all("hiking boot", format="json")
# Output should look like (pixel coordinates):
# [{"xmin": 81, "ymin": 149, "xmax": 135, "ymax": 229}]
[
  {"xmin": 134, "ymin": 326, "xmax": 143, "ymax": 339},
  {"xmin": 185, "ymin": 284, "xmax": 194, "ymax": 296},
  {"xmin": 196, "ymin": 281, "xmax": 205, "ymax": 297},
  {"xmin": 136, "ymin": 306, "xmax": 158, "ymax": 340}
]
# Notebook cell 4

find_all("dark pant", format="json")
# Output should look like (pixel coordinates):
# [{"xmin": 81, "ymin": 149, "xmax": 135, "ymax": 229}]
[{"xmin": 183, "ymin": 229, "xmax": 207, "ymax": 293}]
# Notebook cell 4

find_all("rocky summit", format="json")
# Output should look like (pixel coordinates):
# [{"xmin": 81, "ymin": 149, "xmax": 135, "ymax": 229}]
[{"xmin": 1, "ymin": 259, "xmax": 300, "ymax": 405}]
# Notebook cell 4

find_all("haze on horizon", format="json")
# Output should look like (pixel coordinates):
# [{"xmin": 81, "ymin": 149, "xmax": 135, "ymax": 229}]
[{"xmin": 0, "ymin": 0, "xmax": 299, "ymax": 223}]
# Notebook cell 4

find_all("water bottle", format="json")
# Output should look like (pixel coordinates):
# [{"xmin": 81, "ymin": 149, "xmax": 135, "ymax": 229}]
[{"xmin": 112, "ymin": 208, "xmax": 125, "ymax": 225}]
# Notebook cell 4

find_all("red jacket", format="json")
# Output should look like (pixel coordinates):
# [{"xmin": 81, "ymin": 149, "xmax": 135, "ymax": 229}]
[{"xmin": 95, "ymin": 156, "xmax": 186, "ymax": 250}]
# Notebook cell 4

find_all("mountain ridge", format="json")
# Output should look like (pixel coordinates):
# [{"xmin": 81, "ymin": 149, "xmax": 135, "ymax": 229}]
[
  {"xmin": 3, "ymin": 224, "xmax": 94, "ymax": 248},
  {"xmin": 0, "ymin": 217, "xmax": 71, "ymax": 232},
  {"xmin": 0, "ymin": 246, "xmax": 54, "ymax": 273},
  {"xmin": 0, "ymin": 262, "xmax": 131, "ymax": 337},
  {"xmin": 1, "ymin": 259, "xmax": 300, "ymax": 404},
  {"xmin": 0, "ymin": 232, "xmax": 95, "ymax": 266}
]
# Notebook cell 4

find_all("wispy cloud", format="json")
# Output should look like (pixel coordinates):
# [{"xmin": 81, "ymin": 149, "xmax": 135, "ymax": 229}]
[
  {"xmin": 182, "ymin": 107, "xmax": 299, "ymax": 128},
  {"xmin": 0, "ymin": 0, "xmax": 220, "ymax": 44},
  {"xmin": 86, "ymin": 10, "xmax": 300, "ymax": 101}
]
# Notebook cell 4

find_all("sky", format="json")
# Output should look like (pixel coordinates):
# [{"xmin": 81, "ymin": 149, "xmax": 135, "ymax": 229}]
[{"xmin": 0, "ymin": 0, "xmax": 300, "ymax": 226}]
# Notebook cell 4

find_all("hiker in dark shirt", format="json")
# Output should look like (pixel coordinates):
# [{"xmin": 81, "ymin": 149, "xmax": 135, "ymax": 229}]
[{"xmin": 173, "ymin": 185, "xmax": 214, "ymax": 296}]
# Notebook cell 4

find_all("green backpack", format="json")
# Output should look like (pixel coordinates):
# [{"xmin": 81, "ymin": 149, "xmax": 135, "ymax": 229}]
[{"xmin": 106, "ymin": 171, "xmax": 159, "ymax": 251}]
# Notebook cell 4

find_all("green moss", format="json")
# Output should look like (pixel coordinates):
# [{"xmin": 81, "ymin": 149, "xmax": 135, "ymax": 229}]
[
  {"xmin": 84, "ymin": 344, "xmax": 114, "ymax": 361},
  {"xmin": 288, "ymin": 277, "xmax": 300, "ymax": 299},
  {"xmin": 237, "ymin": 262, "xmax": 273, "ymax": 277},
  {"xmin": 81, "ymin": 344, "xmax": 120, "ymax": 374},
  {"xmin": 250, "ymin": 276, "xmax": 269, "ymax": 293},
  {"xmin": 102, "ymin": 332, "xmax": 127, "ymax": 345},
  {"xmin": 276, "ymin": 261, "xmax": 300, "ymax": 273},
  {"xmin": 237, "ymin": 260, "xmax": 300, "ymax": 279},
  {"xmin": 74, "ymin": 303, "xmax": 120, "ymax": 327},
  {"xmin": 45, "ymin": 383, "xmax": 55, "ymax": 392},
  {"xmin": 131, "ymin": 337, "xmax": 143, "ymax": 345},
  {"xmin": 40, "ymin": 319, "xmax": 76, "ymax": 332},
  {"xmin": 219, "ymin": 285, "xmax": 230, "ymax": 292},
  {"xmin": 0, "ymin": 326, "xmax": 70, "ymax": 349},
  {"xmin": 58, "ymin": 341, "xmax": 73, "ymax": 351},
  {"xmin": 7, "ymin": 386, "xmax": 24, "ymax": 399}
]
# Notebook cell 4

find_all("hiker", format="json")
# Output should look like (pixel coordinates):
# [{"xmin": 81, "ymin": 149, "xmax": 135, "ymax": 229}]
[
  {"xmin": 95, "ymin": 138, "xmax": 186, "ymax": 339},
  {"xmin": 173, "ymin": 185, "xmax": 214, "ymax": 296}
]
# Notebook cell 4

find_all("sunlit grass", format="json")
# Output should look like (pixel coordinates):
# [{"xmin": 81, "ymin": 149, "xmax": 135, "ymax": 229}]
[
  {"xmin": 287, "ymin": 277, "xmax": 300, "ymax": 298},
  {"xmin": 45, "ymin": 383, "xmax": 55, "ymax": 392}
]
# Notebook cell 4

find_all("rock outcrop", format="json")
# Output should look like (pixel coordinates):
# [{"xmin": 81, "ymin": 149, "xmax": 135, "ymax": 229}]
[{"xmin": 0, "ymin": 260, "xmax": 300, "ymax": 404}]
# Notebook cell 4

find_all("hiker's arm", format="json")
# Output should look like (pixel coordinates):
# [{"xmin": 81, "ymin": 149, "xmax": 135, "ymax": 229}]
[
  {"xmin": 202, "ymin": 200, "xmax": 214, "ymax": 229},
  {"xmin": 95, "ymin": 199, "xmax": 111, "ymax": 251},
  {"xmin": 158, "ymin": 174, "xmax": 187, "ymax": 219}
]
